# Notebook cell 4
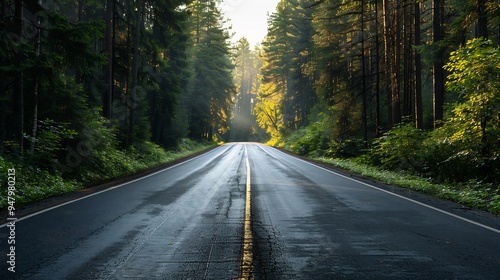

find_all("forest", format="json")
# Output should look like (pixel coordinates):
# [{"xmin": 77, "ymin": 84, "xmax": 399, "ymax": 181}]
[
  {"xmin": 0, "ymin": 0, "xmax": 236, "ymax": 206},
  {"xmin": 253, "ymin": 0, "xmax": 500, "ymax": 186},
  {"xmin": 0, "ymin": 0, "xmax": 499, "ymax": 210}
]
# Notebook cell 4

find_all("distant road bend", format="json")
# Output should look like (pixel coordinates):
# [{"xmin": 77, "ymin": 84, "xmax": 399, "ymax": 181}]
[{"xmin": 1, "ymin": 143, "xmax": 500, "ymax": 279}]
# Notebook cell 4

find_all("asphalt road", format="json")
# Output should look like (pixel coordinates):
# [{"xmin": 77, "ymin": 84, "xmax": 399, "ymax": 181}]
[{"xmin": 1, "ymin": 143, "xmax": 500, "ymax": 279}]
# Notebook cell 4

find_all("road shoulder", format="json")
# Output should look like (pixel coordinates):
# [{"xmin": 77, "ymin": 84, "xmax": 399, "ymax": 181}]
[
  {"xmin": 0, "ymin": 146, "xmax": 219, "ymax": 224},
  {"xmin": 274, "ymin": 147, "xmax": 500, "ymax": 231}
]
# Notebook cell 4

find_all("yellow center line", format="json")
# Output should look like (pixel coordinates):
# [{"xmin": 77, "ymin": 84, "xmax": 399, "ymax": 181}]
[{"xmin": 240, "ymin": 146, "xmax": 253, "ymax": 279}]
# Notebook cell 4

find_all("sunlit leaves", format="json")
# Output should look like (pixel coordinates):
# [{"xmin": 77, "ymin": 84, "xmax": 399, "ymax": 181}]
[
  {"xmin": 256, "ymin": 0, "xmax": 317, "ymax": 144},
  {"xmin": 444, "ymin": 38, "xmax": 500, "ymax": 156}
]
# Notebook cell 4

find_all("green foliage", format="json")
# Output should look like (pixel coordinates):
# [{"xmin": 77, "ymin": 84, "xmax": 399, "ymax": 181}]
[
  {"xmin": 2, "ymin": 0, "xmax": 500, "ymax": 214},
  {"xmin": 256, "ymin": 0, "xmax": 317, "ymax": 142},
  {"xmin": 370, "ymin": 124, "xmax": 429, "ymax": 172},
  {"xmin": 129, "ymin": 141, "xmax": 171, "ymax": 165},
  {"xmin": 266, "ymin": 1, "xmax": 500, "ymax": 213},
  {"xmin": 27, "ymin": 119, "xmax": 77, "ymax": 168},
  {"xmin": 422, "ymin": 125, "xmax": 485, "ymax": 182},
  {"xmin": 0, "ymin": 0, "xmax": 227, "ymax": 210},
  {"xmin": 282, "ymin": 108, "xmax": 364, "ymax": 158},
  {"xmin": 185, "ymin": 0, "xmax": 236, "ymax": 141},
  {"xmin": 0, "ymin": 139, "xmax": 215, "ymax": 209},
  {"xmin": 285, "ymin": 127, "xmax": 323, "ymax": 156},
  {"xmin": 0, "ymin": 156, "xmax": 81, "ymax": 208},
  {"xmin": 84, "ymin": 138, "xmax": 213, "ymax": 185},
  {"xmin": 368, "ymin": 121, "xmax": 498, "ymax": 183},
  {"xmin": 327, "ymin": 138, "xmax": 364, "ymax": 159},
  {"xmin": 230, "ymin": 38, "xmax": 263, "ymax": 142},
  {"xmin": 354, "ymin": 39, "xmax": 500, "ymax": 183},
  {"xmin": 45, "ymin": 12, "xmax": 105, "ymax": 74},
  {"xmin": 313, "ymin": 156, "xmax": 500, "ymax": 215},
  {"xmin": 255, "ymin": 97, "xmax": 285, "ymax": 146},
  {"xmin": 298, "ymin": 128, "xmax": 328, "ymax": 157},
  {"xmin": 142, "ymin": 0, "xmax": 192, "ymax": 148},
  {"xmin": 443, "ymin": 38, "xmax": 500, "ymax": 181}
]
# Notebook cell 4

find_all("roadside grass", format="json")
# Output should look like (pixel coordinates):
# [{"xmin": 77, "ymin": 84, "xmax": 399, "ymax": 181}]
[
  {"xmin": 0, "ymin": 139, "xmax": 216, "ymax": 209},
  {"xmin": 312, "ymin": 156, "xmax": 500, "ymax": 215}
]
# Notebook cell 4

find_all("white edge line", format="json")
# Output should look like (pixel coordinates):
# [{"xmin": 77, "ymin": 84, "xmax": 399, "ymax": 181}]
[
  {"xmin": 0, "ymin": 146, "xmax": 226, "ymax": 228},
  {"xmin": 258, "ymin": 145, "xmax": 500, "ymax": 235}
]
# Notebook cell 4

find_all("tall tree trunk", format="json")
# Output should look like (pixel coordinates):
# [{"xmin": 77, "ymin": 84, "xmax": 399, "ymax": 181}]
[
  {"xmin": 402, "ymin": 0, "xmax": 413, "ymax": 119},
  {"xmin": 0, "ymin": 75, "xmax": 4, "ymax": 156},
  {"xmin": 13, "ymin": 0, "xmax": 24, "ymax": 157},
  {"xmin": 77, "ymin": 0, "xmax": 83, "ymax": 21},
  {"xmin": 477, "ymin": 0, "xmax": 489, "ymax": 39},
  {"xmin": 129, "ymin": 0, "xmax": 142, "ymax": 144},
  {"xmin": 383, "ymin": 0, "xmax": 402, "ymax": 126},
  {"xmin": 75, "ymin": 0, "xmax": 84, "ymax": 84},
  {"xmin": 208, "ymin": 126, "xmax": 213, "ymax": 141},
  {"xmin": 374, "ymin": 0, "xmax": 381, "ymax": 136},
  {"xmin": 0, "ymin": 0, "xmax": 6, "ymax": 154},
  {"xmin": 414, "ymin": 0, "xmax": 423, "ymax": 129},
  {"xmin": 361, "ymin": 0, "xmax": 368, "ymax": 147},
  {"xmin": 433, "ymin": 0, "xmax": 445, "ymax": 127},
  {"xmin": 195, "ymin": 0, "xmax": 201, "ymax": 44},
  {"xmin": 124, "ymin": 0, "xmax": 131, "ymax": 135},
  {"xmin": 383, "ymin": 0, "xmax": 394, "ymax": 127},
  {"xmin": 1, "ymin": 0, "xmax": 6, "ymax": 21},
  {"xmin": 477, "ymin": 0, "xmax": 488, "ymax": 38},
  {"xmin": 392, "ymin": 1, "xmax": 402, "ymax": 125},
  {"xmin": 104, "ymin": 0, "xmax": 113, "ymax": 120},
  {"xmin": 30, "ymin": 17, "xmax": 41, "ymax": 155}
]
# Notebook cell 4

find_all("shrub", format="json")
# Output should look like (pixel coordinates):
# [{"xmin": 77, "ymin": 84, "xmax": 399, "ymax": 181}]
[
  {"xmin": 24, "ymin": 119, "xmax": 77, "ymax": 169},
  {"xmin": 285, "ymin": 127, "xmax": 329, "ymax": 156},
  {"xmin": 0, "ymin": 156, "xmax": 80, "ymax": 208},
  {"xmin": 370, "ymin": 124, "xmax": 429, "ymax": 172},
  {"xmin": 327, "ymin": 138, "xmax": 364, "ymax": 158},
  {"xmin": 442, "ymin": 38, "xmax": 500, "ymax": 182},
  {"xmin": 425, "ymin": 124, "xmax": 499, "ymax": 183}
]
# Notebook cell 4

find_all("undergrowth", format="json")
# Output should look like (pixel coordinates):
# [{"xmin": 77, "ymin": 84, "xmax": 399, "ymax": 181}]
[
  {"xmin": 0, "ymin": 139, "xmax": 215, "ymax": 209},
  {"xmin": 313, "ymin": 156, "xmax": 500, "ymax": 215}
]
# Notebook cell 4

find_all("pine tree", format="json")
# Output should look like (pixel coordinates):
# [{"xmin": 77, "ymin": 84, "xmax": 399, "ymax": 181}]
[
  {"xmin": 231, "ymin": 38, "xmax": 261, "ymax": 142},
  {"xmin": 256, "ymin": 0, "xmax": 316, "ymax": 144},
  {"xmin": 186, "ymin": 0, "xmax": 235, "ymax": 141}
]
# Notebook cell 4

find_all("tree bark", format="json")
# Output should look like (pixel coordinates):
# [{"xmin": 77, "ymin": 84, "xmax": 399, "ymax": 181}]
[
  {"xmin": 104, "ymin": 0, "xmax": 113, "ymax": 120},
  {"xmin": 392, "ymin": 1, "xmax": 402, "ymax": 125},
  {"xmin": 1, "ymin": 0, "xmax": 6, "ymax": 20},
  {"xmin": 414, "ymin": 0, "xmax": 423, "ymax": 129},
  {"xmin": 402, "ymin": 0, "xmax": 411, "ymax": 118},
  {"xmin": 30, "ymin": 16, "xmax": 41, "ymax": 155},
  {"xmin": 129, "ymin": 0, "xmax": 142, "ymax": 144},
  {"xmin": 13, "ymin": 0, "xmax": 24, "ymax": 157},
  {"xmin": 374, "ymin": 0, "xmax": 381, "ymax": 136},
  {"xmin": 0, "ymin": 0, "xmax": 6, "ymax": 155},
  {"xmin": 361, "ymin": 0, "xmax": 368, "ymax": 147},
  {"xmin": 433, "ymin": 0, "xmax": 445, "ymax": 127},
  {"xmin": 477, "ymin": 0, "xmax": 488, "ymax": 39},
  {"xmin": 383, "ymin": 0, "xmax": 394, "ymax": 127}
]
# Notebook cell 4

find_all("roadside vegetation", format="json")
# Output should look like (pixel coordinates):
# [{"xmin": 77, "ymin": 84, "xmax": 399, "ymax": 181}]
[
  {"xmin": 249, "ymin": 1, "xmax": 500, "ymax": 215},
  {"xmin": 282, "ymin": 123, "xmax": 500, "ymax": 215},
  {"xmin": 1, "ymin": 1, "xmax": 229, "ymax": 209},
  {"xmin": 281, "ymin": 125, "xmax": 500, "ymax": 215},
  {"xmin": 2, "ymin": 1, "xmax": 500, "ymax": 215},
  {"xmin": 275, "ymin": 38, "xmax": 500, "ymax": 215},
  {"xmin": 0, "ymin": 139, "xmax": 215, "ymax": 209},
  {"xmin": 312, "ymin": 157, "xmax": 500, "ymax": 215}
]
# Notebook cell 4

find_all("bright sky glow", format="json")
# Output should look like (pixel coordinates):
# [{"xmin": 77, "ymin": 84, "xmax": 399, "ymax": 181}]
[{"xmin": 219, "ymin": 0, "xmax": 281, "ymax": 47}]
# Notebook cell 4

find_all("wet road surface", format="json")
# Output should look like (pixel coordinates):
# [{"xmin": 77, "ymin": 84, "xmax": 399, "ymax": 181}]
[{"xmin": 1, "ymin": 143, "xmax": 500, "ymax": 279}]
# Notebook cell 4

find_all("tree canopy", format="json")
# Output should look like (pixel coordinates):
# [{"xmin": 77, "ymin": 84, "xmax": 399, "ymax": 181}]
[
  {"xmin": 254, "ymin": 0, "xmax": 500, "ymax": 183},
  {"xmin": 0, "ymin": 0, "xmax": 236, "ymax": 181}
]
